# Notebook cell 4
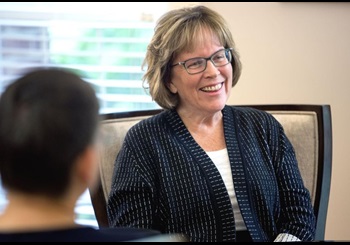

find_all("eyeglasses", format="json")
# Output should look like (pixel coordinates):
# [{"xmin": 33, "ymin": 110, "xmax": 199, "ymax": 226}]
[{"xmin": 171, "ymin": 48, "xmax": 233, "ymax": 75}]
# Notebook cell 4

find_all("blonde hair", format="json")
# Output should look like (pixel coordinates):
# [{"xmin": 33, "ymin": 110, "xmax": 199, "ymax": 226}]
[{"xmin": 142, "ymin": 5, "xmax": 242, "ymax": 109}]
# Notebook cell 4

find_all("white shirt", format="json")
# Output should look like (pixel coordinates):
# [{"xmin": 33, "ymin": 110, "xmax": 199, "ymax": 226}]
[{"xmin": 206, "ymin": 148, "xmax": 247, "ymax": 231}]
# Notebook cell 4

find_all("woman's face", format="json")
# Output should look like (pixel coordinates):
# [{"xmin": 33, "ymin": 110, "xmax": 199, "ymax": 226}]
[{"xmin": 169, "ymin": 32, "xmax": 233, "ymax": 116}]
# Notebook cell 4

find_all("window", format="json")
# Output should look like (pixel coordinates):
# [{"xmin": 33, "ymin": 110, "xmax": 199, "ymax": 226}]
[
  {"xmin": 0, "ymin": 2, "xmax": 168, "ymax": 113},
  {"xmin": 0, "ymin": 2, "xmax": 169, "ymax": 227}
]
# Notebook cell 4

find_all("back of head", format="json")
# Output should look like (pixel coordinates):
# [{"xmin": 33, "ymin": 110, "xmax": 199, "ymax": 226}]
[{"xmin": 0, "ymin": 67, "xmax": 99, "ymax": 198}]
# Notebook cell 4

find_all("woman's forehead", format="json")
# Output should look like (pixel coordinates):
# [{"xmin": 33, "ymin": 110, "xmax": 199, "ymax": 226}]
[{"xmin": 178, "ymin": 32, "xmax": 222, "ymax": 56}]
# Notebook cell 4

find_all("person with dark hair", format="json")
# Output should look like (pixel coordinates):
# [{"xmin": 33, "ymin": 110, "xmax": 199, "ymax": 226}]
[
  {"xmin": 0, "ymin": 68, "xmax": 164, "ymax": 242},
  {"xmin": 107, "ymin": 5, "xmax": 316, "ymax": 242}
]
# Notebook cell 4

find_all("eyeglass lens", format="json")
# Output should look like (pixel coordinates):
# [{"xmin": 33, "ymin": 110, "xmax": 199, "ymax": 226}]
[{"xmin": 185, "ymin": 49, "xmax": 232, "ymax": 74}]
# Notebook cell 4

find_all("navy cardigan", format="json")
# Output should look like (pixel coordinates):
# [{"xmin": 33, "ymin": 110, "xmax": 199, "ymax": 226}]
[{"xmin": 107, "ymin": 105, "xmax": 316, "ymax": 242}]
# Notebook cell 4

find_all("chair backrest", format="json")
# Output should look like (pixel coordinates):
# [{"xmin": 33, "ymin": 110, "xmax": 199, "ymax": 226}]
[{"xmin": 89, "ymin": 104, "xmax": 332, "ymax": 241}]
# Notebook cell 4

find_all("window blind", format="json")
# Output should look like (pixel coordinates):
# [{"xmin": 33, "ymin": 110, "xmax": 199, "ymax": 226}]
[{"xmin": 0, "ymin": 2, "xmax": 165, "ymax": 113}]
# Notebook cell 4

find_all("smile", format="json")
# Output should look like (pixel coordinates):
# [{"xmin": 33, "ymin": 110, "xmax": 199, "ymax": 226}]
[{"xmin": 200, "ymin": 82, "xmax": 223, "ymax": 92}]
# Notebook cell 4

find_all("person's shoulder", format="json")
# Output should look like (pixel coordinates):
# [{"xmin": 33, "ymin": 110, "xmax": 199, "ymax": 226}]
[
  {"xmin": 129, "ymin": 109, "xmax": 168, "ymax": 131},
  {"xmin": 130, "ymin": 233, "xmax": 189, "ymax": 242},
  {"xmin": 95, "ymin": 226, "xmax": 164, "ymax": 242},
  {"xmin": 0, "ymin": 226, "xmax": 166, "ymax": 242},
  {"xmin": 226, "ymin": 105, "xmax": 273, "ymax": 118},
  {"xmin": 140, "ymin": 109, "xmax": 167, "ymax": 123},
  {"xmin": 96, "ymin": 227, "xmax": 189, "ymax": 242},
  {"xmin": 224, "ymin": 105, "xmax": 280, "ymax": 129}
]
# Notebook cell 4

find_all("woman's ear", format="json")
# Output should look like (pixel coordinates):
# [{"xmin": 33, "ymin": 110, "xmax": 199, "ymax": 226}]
[{"xmin": 168, "ymin": 81, "xmax": 178, "ymax": 94}]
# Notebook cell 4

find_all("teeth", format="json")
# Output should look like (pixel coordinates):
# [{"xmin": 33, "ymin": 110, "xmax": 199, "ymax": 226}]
[{"xmin": 201, "ymin": 83, "xmax": 223, "ymax": 92}]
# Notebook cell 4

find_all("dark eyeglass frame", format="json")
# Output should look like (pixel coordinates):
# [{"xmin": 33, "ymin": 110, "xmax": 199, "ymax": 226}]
[{"xmin": 171, "ymin": 48, "xmax": 233, "ymax": 75}]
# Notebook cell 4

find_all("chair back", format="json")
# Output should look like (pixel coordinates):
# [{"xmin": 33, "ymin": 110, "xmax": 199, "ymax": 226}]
[
  {"xmin": 90, "ymin": 109, "xmax": 162, "ymax": 228},
  {"xmin": 89, "ymin": 104, "xmax": 332, "ymax": 241}
]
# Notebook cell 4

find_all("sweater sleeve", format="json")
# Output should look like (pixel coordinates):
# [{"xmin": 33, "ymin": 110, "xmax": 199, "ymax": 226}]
[{"xmin": 106, "ymin": 135, "xmax": 158, "ymax": 231}]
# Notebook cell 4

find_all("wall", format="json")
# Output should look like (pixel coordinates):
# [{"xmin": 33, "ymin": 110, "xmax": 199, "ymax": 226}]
[{"xmin": 201, "ymin": 2, "xmax": 350, "ymax": 241}]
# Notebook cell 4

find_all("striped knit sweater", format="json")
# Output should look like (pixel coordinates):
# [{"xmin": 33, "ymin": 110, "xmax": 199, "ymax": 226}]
[{"xmin": 107, "ymin": 105, "xmax": 316, "ymax": 242}]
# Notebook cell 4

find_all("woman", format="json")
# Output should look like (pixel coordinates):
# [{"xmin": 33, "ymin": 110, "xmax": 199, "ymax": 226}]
[{"xmin": 107, "ymin": 5, "xmax": 316, "ymax": 242}]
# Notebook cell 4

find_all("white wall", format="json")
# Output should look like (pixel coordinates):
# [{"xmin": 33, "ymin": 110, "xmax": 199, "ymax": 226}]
[{"xmin": 201, "ymin": 2, "xmax": 350, "ymax": 241}]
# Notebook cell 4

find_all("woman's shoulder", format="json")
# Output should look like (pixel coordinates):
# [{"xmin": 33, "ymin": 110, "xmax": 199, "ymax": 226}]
[
  {"xmin": 130, "ymin": 109, "xmax": 168, "ymax": 129},
  {"xmin": 124, "ymin": 109, "xmax": 170, "ymax": 140},
  {"xmin": 224, "ymin": 105, "xmax": 281, "ymax": 129},
  {"xmin": 225, "ymin": 104, "xmax": 275, "ymax": 119}
]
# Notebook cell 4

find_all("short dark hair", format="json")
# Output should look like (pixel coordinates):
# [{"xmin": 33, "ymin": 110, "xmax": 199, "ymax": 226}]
[{"xmin": 0, "ymin": 67, "xmax": 100, "ymax": 198}]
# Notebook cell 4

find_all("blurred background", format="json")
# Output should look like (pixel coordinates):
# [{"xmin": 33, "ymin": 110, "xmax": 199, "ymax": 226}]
[{"xmin": 0, "ymin": 2, "xmax": 349, "ymax": 241}]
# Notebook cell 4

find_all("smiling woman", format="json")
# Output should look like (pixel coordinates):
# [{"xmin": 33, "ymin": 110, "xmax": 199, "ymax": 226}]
[{"xmin": 106, "ymin": 5, "xmax": 316, "ymax": 242}]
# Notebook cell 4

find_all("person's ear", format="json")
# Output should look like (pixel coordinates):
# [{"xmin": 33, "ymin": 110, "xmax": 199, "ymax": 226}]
[
  {"xmin": 75, "ymin": 145, "xmax": 99, "ymax": 189},
  {"xmin": 168, "ymin": 81, "xmax": 178, "ymax": 94}
]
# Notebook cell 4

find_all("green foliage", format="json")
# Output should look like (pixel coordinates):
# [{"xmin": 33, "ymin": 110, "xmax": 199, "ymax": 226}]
[{"xmin": 49, "ymin": 23, "xmax": 158, "ymax": 112}]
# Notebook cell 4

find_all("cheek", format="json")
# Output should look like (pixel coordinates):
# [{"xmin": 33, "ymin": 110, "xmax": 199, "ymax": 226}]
[{"xmin": 224, "ymin": 64, "xmax": 233, "ymax": 79}]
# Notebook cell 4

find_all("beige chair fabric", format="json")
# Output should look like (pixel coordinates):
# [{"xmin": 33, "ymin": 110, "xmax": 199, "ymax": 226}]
[
  {"xmin": 269, "ymin": 111, "xmax": 318, "ymax": 205},
  {"xmin": 98, "ymin": 116, "xmax": 152, "ymax": 202}
]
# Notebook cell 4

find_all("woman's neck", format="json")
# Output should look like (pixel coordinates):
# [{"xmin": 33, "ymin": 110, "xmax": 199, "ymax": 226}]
[{"xmin": 177, "ymin": 109, "xmax": 226, "ymax": 151}]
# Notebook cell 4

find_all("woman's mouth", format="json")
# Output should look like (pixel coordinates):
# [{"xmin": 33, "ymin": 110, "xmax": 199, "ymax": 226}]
[{"xmin": 200, "ymin": 82, "xmax": 223, "ymax": 92}]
